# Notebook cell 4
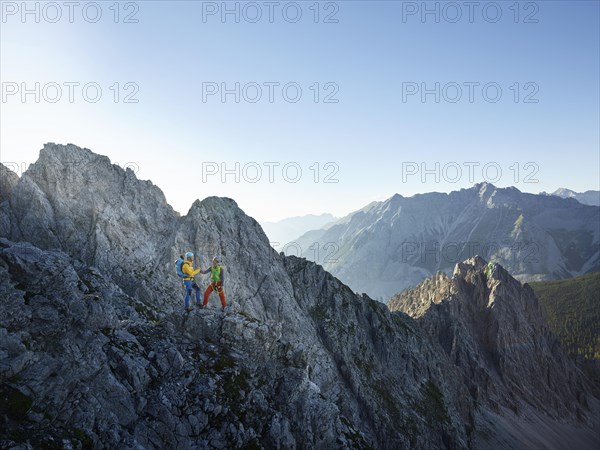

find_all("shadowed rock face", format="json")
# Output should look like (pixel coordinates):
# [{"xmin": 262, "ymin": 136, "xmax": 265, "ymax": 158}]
[
  {"xmin": 0, "ymin": 164, "xmax": 19, "ymax": 235},
  {"xmin": 389, "ymin": 257, "xmax": 599, "ymax": 449},
  {"xmin": 0, "ymin": 143, "xmax": 598, "ymax": 449},
  {"xmin": 0, "ymin": 164, "xmax": 19, "ymax": 203},
  {"xmin": 0, "ymin": 241, "xmax": 472, "ymax": 449}
]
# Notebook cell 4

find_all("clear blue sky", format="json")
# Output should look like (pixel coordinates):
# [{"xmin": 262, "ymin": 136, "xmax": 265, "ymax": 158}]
[{"xmin": 1, "ymin": 1, "xmax": 599, "ymax": 221}]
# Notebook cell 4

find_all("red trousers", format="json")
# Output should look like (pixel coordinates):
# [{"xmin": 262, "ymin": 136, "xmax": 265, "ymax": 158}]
[{"xmin": 203, "ymin": 281, "xmax": 226, "ymax": 308}]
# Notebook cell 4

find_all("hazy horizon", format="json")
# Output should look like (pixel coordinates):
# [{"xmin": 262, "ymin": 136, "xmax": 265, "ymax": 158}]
[
  {"xmin": 2, "ymin": 1, "xmax": 599, "ymax": 222},
  {"xmin": 2, "ymin": 145, "xmax": 599, "ymax": 222}
]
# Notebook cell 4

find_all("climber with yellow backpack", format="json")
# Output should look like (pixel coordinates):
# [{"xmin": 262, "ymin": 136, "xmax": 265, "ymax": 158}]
[
  {"xmin": 175, "ymin": 252, "xmax": 202, "ymax": 312},
  {"xmin": 201, "ymin": 257, "xmax": 227, "ymax": 310}
]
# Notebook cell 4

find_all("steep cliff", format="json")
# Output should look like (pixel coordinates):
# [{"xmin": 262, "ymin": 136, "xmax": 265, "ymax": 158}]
[{"xmin": 389, "ymin": 258, "xmax": 599, "ymax": 449}]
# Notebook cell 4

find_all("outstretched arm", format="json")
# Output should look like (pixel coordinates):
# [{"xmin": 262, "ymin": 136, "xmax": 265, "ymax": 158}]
[{"xmin": 183, "ymin": 264, "xmax": 200, "ymax": 278}]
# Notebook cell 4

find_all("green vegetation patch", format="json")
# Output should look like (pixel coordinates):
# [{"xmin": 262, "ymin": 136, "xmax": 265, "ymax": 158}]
[
  {"xmin": 530, "ymin": 272, "xmax": 600, "ymax": 360},
  {"xmin": 353, "ymin": 356, "xmax": 374, "ymax": 379},
  {"xmin": 213, "ymin": 353, "xmax": 236, "ymax": 372},
  {"xmin": 415, "ymin": 381, "xmax": 450, "ymax": 426},
  {"xmin": 371, "ymin": 383, "xmax": 401, "ymax": 424},
  {"xmin": 239, "ymin": 311, "xmax": 260, "ymax": 323},
  {"xmin": 310, "ymin": 304, "xmax": 328, "ymax": 321}
]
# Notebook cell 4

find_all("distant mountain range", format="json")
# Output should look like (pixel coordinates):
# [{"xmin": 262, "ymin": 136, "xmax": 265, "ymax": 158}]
[
  {"xmin": 547, "ymin": 188, "xmax": 600, "ymax": 206},
  {"xmin": 293, "ymin": 183, "xmax": 600, "ymax": 301},
  {"xmin": 261, "ymin": 213, "xmax": 337, "ymax": 251}
]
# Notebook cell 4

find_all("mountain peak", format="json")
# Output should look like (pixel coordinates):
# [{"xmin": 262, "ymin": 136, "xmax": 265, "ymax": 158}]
[
  {"xmin": 186, "ymin": 197, "xmax": 246, "ymax": 223},
  {"xmin": 388, "ymin": 256, "xmax": 502, "ymax": 318},
  {"xmin": 201, "ymin": 195, "xmax": 240, "ymax": 209},
  {"xmin": 472, "ymin": 182, "xmax": 496, "ymax": 203},
  {"xmin": 553, "ymin": 187, "xmax": 576, "ymax": 197},
  {"xmin": 453, "ymin": 255, "xmax": 488, "ymax": 274},
  {"xmin": 38, "ymin": 142, "xmax": 111, "ymax": 167},
  {"xmin": 474, "ymin": 181, "xmax": 495, "ymax": 192},
  {"xmin": 551, "ymin": 188, "xmax": 600, "ymax": 206}
]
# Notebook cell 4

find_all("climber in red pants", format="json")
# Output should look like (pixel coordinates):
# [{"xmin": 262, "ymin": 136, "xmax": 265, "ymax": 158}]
[{"xmin": 201, "ymin": 257, "xmax": 227, "ymax": 310}]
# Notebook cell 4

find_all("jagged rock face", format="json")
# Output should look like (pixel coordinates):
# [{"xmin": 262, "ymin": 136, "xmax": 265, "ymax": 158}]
[
  {"xmin": 282, "ymin": 256, "xmax": 474, "ymax": 449},
  {"xmin": 0, "ymin": 238, "xmax": 346, "ymax": 449},
  {"xmin": 1, "ymin": 144, "xmax": 598, "ymax": 449},
  {"xmin": 387, "ymin": 271, "xmax": 452, "ymax": 318},
  {"xmin": 389, "ymin": 257, "xmax": 599, "ymax": 448},
  {"xmin": 0, "ymin": 238, "xmax": 474, "ymax": 449},
  {"xmin": 3, "ymin": 144, "xmax": 179, "ymax": 307},
  {"xmin": 294, "ymin": 184, "xmax": 600, "ymax": 301}
]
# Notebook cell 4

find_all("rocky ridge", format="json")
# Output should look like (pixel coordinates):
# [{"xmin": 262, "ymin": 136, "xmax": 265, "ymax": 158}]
[{"xmin": 0, "ymin": 144, "xmax": 598, "ymax": 449}]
